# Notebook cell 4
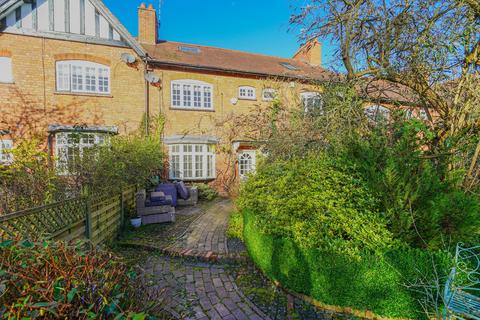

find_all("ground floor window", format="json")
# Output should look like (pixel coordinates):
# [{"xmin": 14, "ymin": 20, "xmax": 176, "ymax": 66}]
[
  {"xmin": 55, "ymin": 132, "xmax": 108, "ymax": 174},
  {"xmin": 0, "ymin": 139, "xmax": 13, "ymax": 164},
  {"xmin": 169, "ymin": 144, "xmax": 216, "ymax": 180},
  {"xmin": 238, "ymin": 150, "xmax": 256, "ymax": 178}
]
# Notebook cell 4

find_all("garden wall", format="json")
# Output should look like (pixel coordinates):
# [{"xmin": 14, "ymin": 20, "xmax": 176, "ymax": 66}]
[
  {"xmin": 0, "ymin": 186, "xmax": 136, "ymax": 245},
  {"xmin": 243, "ymin": 210, "xmax": 452, "ymax": 319}
]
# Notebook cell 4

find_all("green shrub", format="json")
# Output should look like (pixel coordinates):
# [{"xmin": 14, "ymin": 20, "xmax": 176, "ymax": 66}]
[
  {"xmin": 237, "ymin": 154, "xmax": 393, "ymax": 258},
  {"xmin": 0, "ymin": 240, "xmax": 151, "ymax": 319},
  {"xmin": 243, "ymin": 210, "xmax": 452, "ymax": 319},
  {"xmin": 345, "ymin": 118, "xmax": 480, "ymax": 249},
  {"xmin": 0, "ymin": 139, "xmax": 67, "ymax": 214},
  {"xmin": 193, "ymin": 183, "xmax": 218, "ymax": 201},
  {"xmin": 227, "ymin": 210, "xmax": 244, "ymax": 240}
]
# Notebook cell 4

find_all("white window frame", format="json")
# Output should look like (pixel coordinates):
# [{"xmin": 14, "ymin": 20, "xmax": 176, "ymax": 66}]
[
  {"xmin": 55, "ymin": 132, "xmax": 109, "ymax": 175},
  {"xmin": 364, "ymin": 105, "xmax": 391, "ymax": 123},
  {"xmin": 238, "ymin": 150, "xmax": 256, "ymax": 178},
  {"xmin": 262, "ymin": 88, "xmax": 276, "ymax": 101},
  {"xmin": 170, "ymin": 80, "xmax": 214, "ymax": 110},
  {"xmin": 301, "ymin": 92, "xmax": 323, "ymax": 113},
  {"xmin": 0, "ymin": 57, "xmax": 13, "ymax": 83},
  {"xmin": 238, "ymin": 86, "xmax": 256, "ymax": 100},
  {"xmin": 56, "ymin": 60, "xmax": 111, "ymax": 95},
  {"xmin": 0, "ymin": 139, "xmax": 13, "ymax": 164},
  {"xmin": 169, "ymin": 144, "xmax": 216, "ymax": 180}
]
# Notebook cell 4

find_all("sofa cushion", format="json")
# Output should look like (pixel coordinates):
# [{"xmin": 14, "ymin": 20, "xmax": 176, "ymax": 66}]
[
  {"xmin": 145, "ymin": 198, "xmax": 173, "ymax": 207},
  {"xmin": 155, "ymin": 183, "xmax": 178, "ymax": 207},
  {"xmin": 150, "ymin": 191, "xmax": 166, "ymax": 202},
  {"xmin": 176, "ymin": 181, "xmax": 190, "ymax": 200}
]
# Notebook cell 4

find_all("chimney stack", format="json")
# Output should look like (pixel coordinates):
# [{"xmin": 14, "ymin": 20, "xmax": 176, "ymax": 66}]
[
  {"xmin": 292, "ymin": 38, "xmax": 322, "ymax": 67},
  {"xmin": 138, "ymin": 3, "xmax": 158, "ymax": 45}
]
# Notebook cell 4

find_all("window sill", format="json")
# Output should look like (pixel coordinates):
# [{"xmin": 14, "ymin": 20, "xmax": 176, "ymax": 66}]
[
  {"xmin": 170, "ymin": 107, "xmax": 215, "ymax": 112},
  {"xmin": 238, "ymin": 97, "xmax": 257, "ymax": 101},
  {"xmin": 0, "ymin": 81, "xmax": 15, "ymax": 85},
  {"xmin": 54, "ymin": 91, "xmax": 113, "ymax": 98},
  {"xmin": 170, "ymin": 177, "xmax": 216, "ymax": 181}
]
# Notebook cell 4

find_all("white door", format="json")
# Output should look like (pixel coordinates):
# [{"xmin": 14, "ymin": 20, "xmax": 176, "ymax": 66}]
[{"xmin": 238, "ymin": 150, "xmax": 256, "ymax": 178}]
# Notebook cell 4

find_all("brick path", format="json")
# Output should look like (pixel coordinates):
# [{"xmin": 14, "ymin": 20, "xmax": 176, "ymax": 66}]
[
  {"xmin": 169, "ymin": 199, "xmax": 231, "ymax": 255},
  {"xmin": 142, "ymin": 257, "xmax": 269, "ymax": 320},
  {"xmin": 132, "ymin": 199, "xmax": 270, "ymax": 320}
]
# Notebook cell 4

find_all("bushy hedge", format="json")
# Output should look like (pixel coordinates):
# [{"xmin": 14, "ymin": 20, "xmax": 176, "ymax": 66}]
[
  {"xmin": 243, "ymin": 210, "xmax": 452, "ymax": 319},
  {"xmin": 0, "ymin": 240, "xmax": 150, "ymax": 319},
  {"xmin": 237, "ymin": 154, "xmax": 393, "ymax": 258}
]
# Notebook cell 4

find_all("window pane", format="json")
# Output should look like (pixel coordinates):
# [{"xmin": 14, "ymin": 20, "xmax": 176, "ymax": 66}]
[
  {"xmin": 195, "ymin": 155, "xmax": 203, "ymax": 177},
  {"xmin": 193, "ymin": 85, "xmax": 202, "ymax": 107},
  {"xmin": 183, "ymin": 155, "xmax": 192, "ymax": 178},
  {"xmin": 56, "ymin": 63, "xmax": 70, "ymax": 91},
  {"xmin": 172, "ymin": 84, "xmax": 181, "ymax": 106},
  {"xmin": 72, "ymin": 65, "xmax": 83, "ymax": 91},
  {"xmin": 0, "ymin": 57, "xmax": 13, "ymax": 83},
  {"xmin": 183, "ymin": 85, "xmax": 192, "ymax": 107},
  {"xmin": 98, "ymin": 68, "xmax": 109, "ymax": 93},
  {"xmin": 207, "ymin": 154, "xmax": 213, "ymax": 177},
  {"xmin": 85, "ymin": 67, "xmax": 97, "ymax": 92},
  {"xmin": 204, "ymin": 86, "xmax": 212, "ymax": 108}
]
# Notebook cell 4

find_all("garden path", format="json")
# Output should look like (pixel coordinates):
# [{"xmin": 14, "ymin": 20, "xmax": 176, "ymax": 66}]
[{"xmin": 135, "ymin": 199, "xmax": 270, "ymax": 320}]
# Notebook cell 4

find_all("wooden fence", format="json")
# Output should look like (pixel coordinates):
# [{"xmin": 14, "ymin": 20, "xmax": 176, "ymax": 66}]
[{"xmin": 0, "ymin": 186, "xmax": 136, "ymax": 245}]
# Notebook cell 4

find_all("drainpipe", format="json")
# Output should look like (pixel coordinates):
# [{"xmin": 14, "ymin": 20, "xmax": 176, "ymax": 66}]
[{"xmin": 143, "ymin": 56, "xmax": 150, "ymax": 136}]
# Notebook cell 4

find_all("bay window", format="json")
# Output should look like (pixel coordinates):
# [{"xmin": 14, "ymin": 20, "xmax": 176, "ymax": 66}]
[
  {"xmin": 171, "ymin": 80, "xmax": 213, "ymax": 110},
  {"xmin": 0, "ymin": 139, "xmax": 13, "ymax": 164},
  {"xmin": 56, "ymin": 60, "xmax": 110, "ymax": 95},
  {"xmin": 169, "ymin": 144, "xmax": 216, "ymax": 180},
  {"xmin": 55, "ymin": 132, "xmax": 108, "ymax": 174}
]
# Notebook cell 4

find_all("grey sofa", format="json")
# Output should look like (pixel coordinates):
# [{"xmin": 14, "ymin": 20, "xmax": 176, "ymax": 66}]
[
  {"xmin": 177, "ymin": 186, "xmax": 199, "ymax": 207},
  {"xmin": 136, "ymin": 190, "xmax": 175, "ymax": 225}
]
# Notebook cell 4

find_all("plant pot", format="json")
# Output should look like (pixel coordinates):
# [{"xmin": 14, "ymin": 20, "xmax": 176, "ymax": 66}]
[{"xmin": 130, "ymin": 217, "xmax": 142, "ymax": 228}]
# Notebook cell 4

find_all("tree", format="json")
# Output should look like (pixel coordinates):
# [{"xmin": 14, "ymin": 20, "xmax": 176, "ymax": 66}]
[{"xmin": 291, "ymin": 0, "xmax": 480, "ymax": 190}]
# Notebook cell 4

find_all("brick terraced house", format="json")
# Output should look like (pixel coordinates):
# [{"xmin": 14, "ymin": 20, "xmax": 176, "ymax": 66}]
[{"xmin": 0, "ymin": 1, "xmax": 423, "ymax": 191}]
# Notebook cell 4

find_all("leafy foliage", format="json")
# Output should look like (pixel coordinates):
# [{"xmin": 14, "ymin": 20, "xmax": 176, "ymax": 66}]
[
  {"xmin": 0, "ymin": 240, "xmax": 152, "ymax": 319},
  {"xmin": 344, "ymin": 117, "xmax": 480, "ymax": 249},
  {"xmin": 243, "ymin": 210, "xmax": 453, "ymax": 319},
  {"xmin": 237, "ymin": 153, "xmax": 393, "ymax": 258},
  {"xmin": 0, "ymin": 139, "xmax": 67, "ymax": 214},
  {"xmin": 226, "ymin": 210, "xmax": 244, "ymax": 240},
  {"xmin": 193, "ymin": 183, "xmax": 218, "ymax": 201}
]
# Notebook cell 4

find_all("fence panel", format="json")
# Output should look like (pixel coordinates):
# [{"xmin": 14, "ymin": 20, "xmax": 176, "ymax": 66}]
[
  {"xmin": 0, "ymin": 186, "xmax": 136, "ymax": 244},
  {"xmin": 0, "ymin": 198, "xmax": 86, "ymax": 241}
]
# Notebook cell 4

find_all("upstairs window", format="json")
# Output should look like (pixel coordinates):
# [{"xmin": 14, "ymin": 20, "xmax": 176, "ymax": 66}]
[
  {"xmin": 171, "ymin": 80, "xmax": 213, "ymax": 110},
  {"xmin": 262, "ymin": 88, "xmax": 276, "ymax": 101},
  {"xmin": 301, "ymin": 92, "xmax": 323, "ymax": 113},
  {"xmin": 0, "ymin": 57, "xmax": 13, "ymax": 83},
  {"xmin": 0, "ymin": 139, "xmax": 13, "ymax": 164},
  {"xmin": 238, "ymin": 86, "xmax": 256, "ymax": 100},
  {"xmin": 56, "ymin": 60, "xmax": 110, "ymax": 95},
  {"xmin": 55, "ymin": 132, "xmax": 109, "ymax": 174},
  {"xmin": 169, "ymin": 144, "xmax": 216, "ymax": 180},
  {"xmin": 365, "ymin": 105, "xmax": 391, "ymax": 123}
]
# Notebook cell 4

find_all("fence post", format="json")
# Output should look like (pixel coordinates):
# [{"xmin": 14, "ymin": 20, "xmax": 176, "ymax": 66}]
[
  {"xmin": 85, "ymin": 197, "xmax": 92, "ymax": 240},
  {"xmin": 120, "ymin": 190, "xmax": 125, "ymax": 230}
]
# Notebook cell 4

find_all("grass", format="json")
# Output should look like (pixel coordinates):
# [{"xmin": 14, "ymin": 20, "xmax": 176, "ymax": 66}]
[{"xmin": 243, "ymin": 210, "xmax": 452, "ymax": 319}]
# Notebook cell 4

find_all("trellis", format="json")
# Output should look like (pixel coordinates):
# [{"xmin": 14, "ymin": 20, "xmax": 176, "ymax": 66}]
[{"xmin": 0, "ymin": 186, "xmax": 136, "ymax": 244}]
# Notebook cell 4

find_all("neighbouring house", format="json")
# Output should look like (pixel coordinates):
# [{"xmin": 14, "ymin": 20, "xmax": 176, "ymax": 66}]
[{"xmin": 0, "ymin": 0, "xmax": 428, "ymax": 193}]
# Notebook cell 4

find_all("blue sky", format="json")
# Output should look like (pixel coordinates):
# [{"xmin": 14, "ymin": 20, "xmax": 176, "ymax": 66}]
[{"xmin": 103, "ymin": 0, "xmax": 337, "ymax": 68}]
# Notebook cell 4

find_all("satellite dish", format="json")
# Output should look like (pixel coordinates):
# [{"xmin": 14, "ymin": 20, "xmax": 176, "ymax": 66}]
[
  {"xmin": 121, "ymin": 53, "xmax": 136, "ymax": 64},
  {"xmin": 145, "ymin": 72, "xmax": 160, "ymax": 84},
  {"xmin": 230, "ymin": 97, "xmax": 238, "ymax": 105}
]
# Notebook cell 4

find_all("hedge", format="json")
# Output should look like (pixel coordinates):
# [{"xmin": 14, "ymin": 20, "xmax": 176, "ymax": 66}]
[{"xmin": 243, "ymin": 210, "xmax": 453, "ymax": 319}]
